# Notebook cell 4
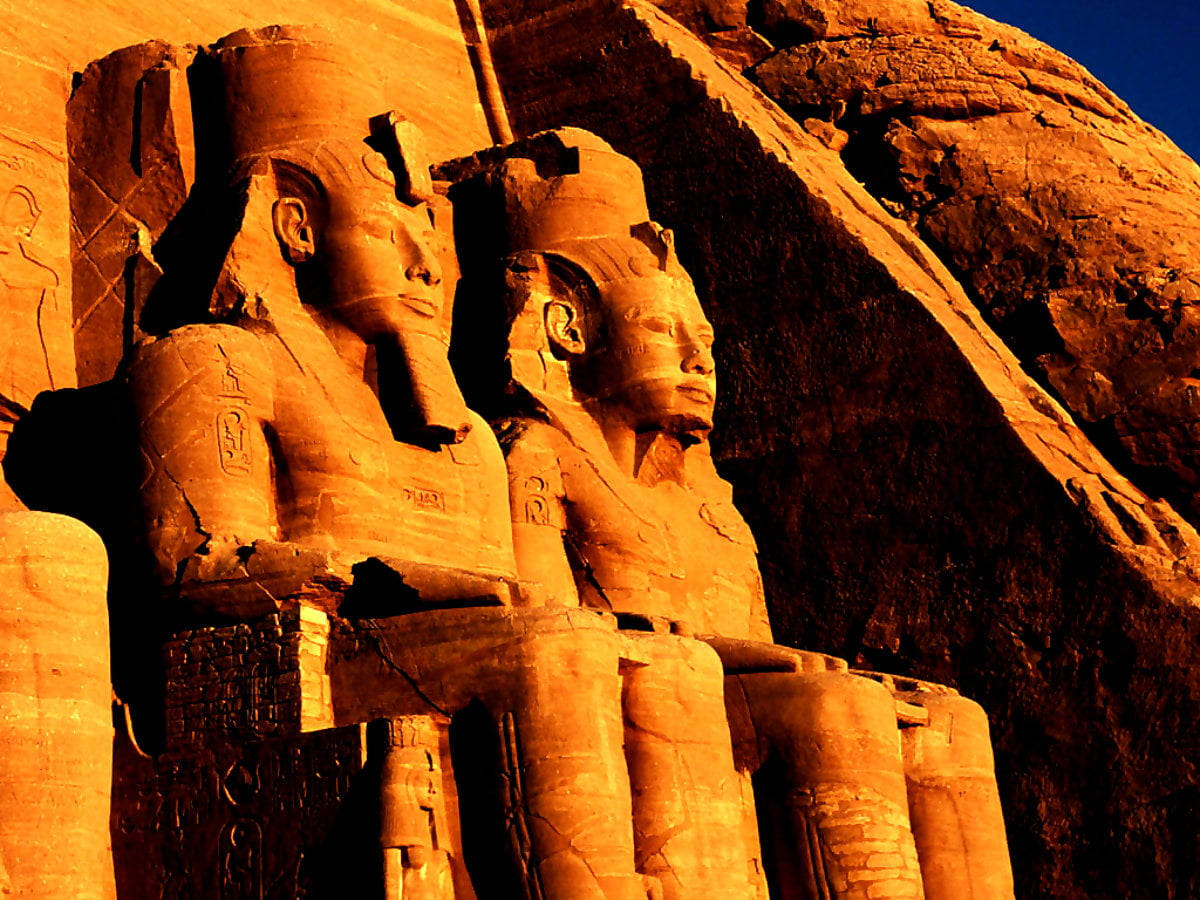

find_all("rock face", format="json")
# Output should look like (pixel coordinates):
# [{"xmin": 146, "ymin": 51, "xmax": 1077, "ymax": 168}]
[{"xmin": 743, "ymin": 0, "xmax": 1200, "ymax": 527}]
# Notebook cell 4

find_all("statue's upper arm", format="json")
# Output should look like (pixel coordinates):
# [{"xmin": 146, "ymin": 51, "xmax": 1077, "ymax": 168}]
[
  {"xmin": 127, "ymin": 324, "xmax": 277, "ymax": 576},
  {"xmin": 501, "ymin": 421, "xmax": 568, "ymax": 531}
]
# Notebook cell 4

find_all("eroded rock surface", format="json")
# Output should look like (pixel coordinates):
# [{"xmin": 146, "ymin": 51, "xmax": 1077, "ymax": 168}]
[{"xmin": 686, "ymin": 0, "xmax": 1200, "ymax": 528}]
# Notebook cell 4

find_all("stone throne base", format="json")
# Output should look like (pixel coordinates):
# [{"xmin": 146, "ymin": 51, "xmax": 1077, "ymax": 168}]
[{"xmin": 111, "ymin": 602, "xmax": 1011, "ymax": 899}]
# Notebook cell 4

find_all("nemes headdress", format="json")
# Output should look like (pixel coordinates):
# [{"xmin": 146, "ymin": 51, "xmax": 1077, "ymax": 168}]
[
  {"xmin": 206, "ymin": 25, "xmax": 447, "ymax": 322},
  {"xmin": 444, "ymin": 127, "xmax": 686, "ymax": 286},
  {"xmin": 443, "ymin": 128, "xmax": 689, "ymax": 405},
  {"xmin": 210, "ymin": 25, "xmax": 434, "ymax": 203},
  {"xmin": 206, "ymin": 26, "xmax": 469, "ymax": 444}
]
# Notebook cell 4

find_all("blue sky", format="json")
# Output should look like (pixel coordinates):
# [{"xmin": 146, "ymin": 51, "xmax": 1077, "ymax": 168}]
[{"xmin": 966, "ymin": 0, "xmax": 1200, "ymax": 161}]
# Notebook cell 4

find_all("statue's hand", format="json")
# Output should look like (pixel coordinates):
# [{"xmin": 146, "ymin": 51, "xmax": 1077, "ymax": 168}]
[{"xmin": 177, "ymin": 538, "xmax": 346, "ymax": 618}]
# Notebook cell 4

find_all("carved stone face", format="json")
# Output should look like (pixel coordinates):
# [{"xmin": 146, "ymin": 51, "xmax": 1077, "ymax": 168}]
[
  {"xmin": 585, "ymin": 268, "xmax": 717, "ymax": 436},
  {"xmin": 318, "ymin": 181, "xmax": 444, "ymax": 344}
]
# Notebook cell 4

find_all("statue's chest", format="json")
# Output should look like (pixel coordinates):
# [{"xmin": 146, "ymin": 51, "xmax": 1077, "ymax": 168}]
[
  {"xmin": 270, "ymin": 380, "xmax": 485, "ymax": 537},
  {"xmin": 560, "ymin": 457, "xmax": 760, "ymax": 616}
]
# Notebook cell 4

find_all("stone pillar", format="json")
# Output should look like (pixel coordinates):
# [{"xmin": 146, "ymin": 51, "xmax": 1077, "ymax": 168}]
[{"xmin": 0, "ymin": 511, "xmax": 113, "ymax": 898}]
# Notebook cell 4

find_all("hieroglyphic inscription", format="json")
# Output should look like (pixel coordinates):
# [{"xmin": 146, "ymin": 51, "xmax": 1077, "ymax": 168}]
[
  {"xmin": 216, "ymin": 408, "xmax": 252, "ymax": 475},
  {"xmin": 403, "ymin": 486, "xmax": 446, "ymax": 511},
  {"xmin": 113, "ymin": 725, "xmax": 370, "ymax": 898},
  {"xmin": 164, "ymin": 613, "xmax": 304, "ymax": 748},
  {"xmin": 217, "ymin": 363, "xmax": 253, "ymax": 475}
]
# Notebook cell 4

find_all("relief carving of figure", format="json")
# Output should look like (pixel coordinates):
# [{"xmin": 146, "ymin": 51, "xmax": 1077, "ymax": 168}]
[{"xmin": 0, "ymin": 179, "xmax": 65, "ymax": 409}]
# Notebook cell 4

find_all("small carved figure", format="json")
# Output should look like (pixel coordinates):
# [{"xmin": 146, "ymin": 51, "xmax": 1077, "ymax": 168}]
[
  {"xmin": 0, "ymin": 180, "xmax": 64, "ymax": 408},
  {"xmin": 377, "ymin": 718, "xmax": 455, "ymax": 899}
]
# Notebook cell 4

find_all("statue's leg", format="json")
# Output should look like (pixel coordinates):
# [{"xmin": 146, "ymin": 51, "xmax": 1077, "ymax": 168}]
[
  {"xmin": 500, "ymin": 622, "xmax": 651, "ymax": 900},
  {"xmin": 333, "ymin": 608, "xmax": 652, "ymax": 898},
  {"xmin": 732, "ymin": 671, "xmax": 925, "ymax": 900},
  {"xmin": 896, "ymin": 686, "xmax": 1014, "ymax": 899},
  {"xmin": 0, "ymin": 512, "xmax": 114, "ymax": 899},
  {"xmin": 620, "ymin": 632, "xmax": 754, "ymax": 899}
]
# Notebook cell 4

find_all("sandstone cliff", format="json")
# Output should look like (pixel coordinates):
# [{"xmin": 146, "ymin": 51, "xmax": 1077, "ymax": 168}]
[{"xmin": 686, "ymin": 0, "xmax": 1200, "ymax": 538}]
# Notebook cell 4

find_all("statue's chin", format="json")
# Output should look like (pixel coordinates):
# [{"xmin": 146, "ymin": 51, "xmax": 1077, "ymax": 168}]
[{"xmin": 645, "ymin": 413, "xmax": 712, "ymax": 445}]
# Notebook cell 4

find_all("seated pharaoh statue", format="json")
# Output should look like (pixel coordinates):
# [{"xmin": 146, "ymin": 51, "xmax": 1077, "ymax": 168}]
[
  {"xmin": 125, "ymin": 28, "xmax": 516, "ymax": 617},
  {"xmin": 444, "ymin": 128, "xmax": 1016, "ymax": 899}
]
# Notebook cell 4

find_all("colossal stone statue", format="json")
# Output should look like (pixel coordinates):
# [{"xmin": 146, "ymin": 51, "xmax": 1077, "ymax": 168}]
[
  {"xmin": 445, "ymin": 127, "xmax": 1015, "ymax": 899},
  {"xmin": 124, "ymin": 27, "xmax": 516, "ymax": 616}
]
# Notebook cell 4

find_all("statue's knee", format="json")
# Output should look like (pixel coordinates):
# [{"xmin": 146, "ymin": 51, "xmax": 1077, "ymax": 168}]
[
  {"xmin": 744, "ymin": 670, "xmax": 899, "ymax": 742},
  {"xmin": 899, "ymin": 688, "xmax": 998, "ymax": 776},
  {"xmin": 622, "ymin": 632, "xmax": 725, "ymax": 695},
  {"xmin": 0, "ymin": 510, "xmax": 108, "ymax": 589},
  {"xmin": 511, "ymin": 613, "xmax": 622, "ymax": 677},
  {"xmin": 0, "ymin": 512, "xmax": 109, "ymax": 680}
]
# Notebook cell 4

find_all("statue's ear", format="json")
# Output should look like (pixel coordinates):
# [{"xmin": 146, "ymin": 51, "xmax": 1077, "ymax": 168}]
[
  {"xmin": 271, "ymin": 197, "xmax": 315, "ymax": 264},
  {"xmin": 545, "ymin": 296, "xmax": 586, "ymax": 357}
]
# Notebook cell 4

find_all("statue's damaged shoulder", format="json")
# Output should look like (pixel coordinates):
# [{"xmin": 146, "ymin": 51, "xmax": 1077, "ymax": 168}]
[
  {"xmin": 126, "ymin": 323, "xmax": 276, "ymax": 419},
  {"xmin": 493, "ymin": 416, "xmax": 569, "ymax": 529}
]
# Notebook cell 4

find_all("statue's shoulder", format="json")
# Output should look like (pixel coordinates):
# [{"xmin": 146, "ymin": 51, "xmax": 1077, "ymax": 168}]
[
  {"xmin": 126, "ymin": 323, "xmax": 275, "ymax": 409},
  {"xmin": 133, "ymin": 323, "xmax": 275, "ymax": 373},
  {"xmin": 130, "ymin": 323, "xmax": 272, "ymax": 367},
  {"xmin": 493, "ymin": 416, "xmax": 573, "ymax": 479}
]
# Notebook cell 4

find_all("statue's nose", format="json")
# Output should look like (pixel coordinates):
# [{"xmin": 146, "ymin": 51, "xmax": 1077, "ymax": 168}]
[
  {"xmin": 406, "ymin": 260, "xmax": 442, "ymax": 287},
  {"xmin": 396, "ymin": 221, "xmax": 444, "ymax": 288},
  {"xmin": 681, "ymin": 341, "xmax": 715, "ymax": 376}
]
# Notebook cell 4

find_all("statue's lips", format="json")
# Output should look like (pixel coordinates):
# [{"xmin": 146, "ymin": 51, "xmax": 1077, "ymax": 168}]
[
  {"xmin": 334, "ymin": 293, "xmax": 440, "ymax": 320},
  {"xmin": 401, "ymin": 294, "xmax": 439, "ymax": 318},
  {"xmin": 676, "ymin": 383, "xmax": 714, "ymax": 405}
]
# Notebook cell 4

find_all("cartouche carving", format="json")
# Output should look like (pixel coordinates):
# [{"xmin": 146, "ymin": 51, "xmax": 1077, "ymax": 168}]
[{"xmin": 125, "ymin": 27, "xmax": 516, "ymax": 617}]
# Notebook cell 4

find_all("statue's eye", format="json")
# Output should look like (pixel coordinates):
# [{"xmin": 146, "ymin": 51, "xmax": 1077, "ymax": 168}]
[
  {"xmin": 640, "ymin": 316, "xmax": 675, "ymax": 335},
  {"xmin": 360, "ymin": 216, "xmax": 395, "ymax": 241}
]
